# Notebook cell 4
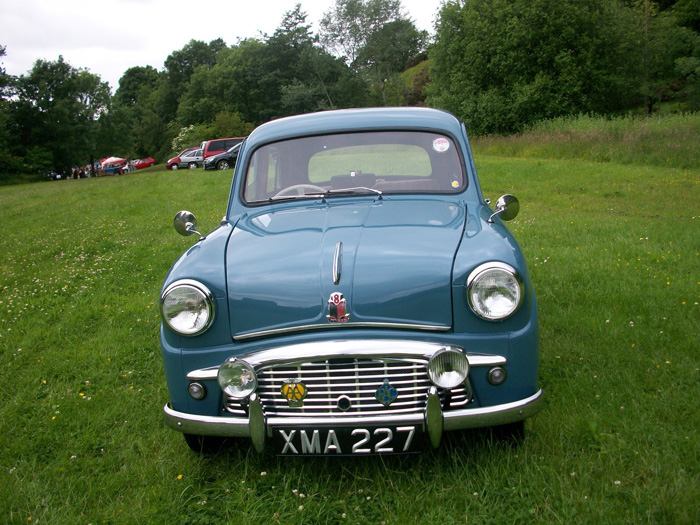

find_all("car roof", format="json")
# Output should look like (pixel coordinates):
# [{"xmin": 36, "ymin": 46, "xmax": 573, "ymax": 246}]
[{"xmin": 244, "ymin": 108, "xmax": 464, "ymax": 149}]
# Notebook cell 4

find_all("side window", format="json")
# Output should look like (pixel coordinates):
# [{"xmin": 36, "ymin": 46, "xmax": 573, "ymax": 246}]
[
  {"xmin": 245, "ymin": 146, "xmax": 279, "ymax": 201},
  {"xmin": 210, "ymin": 140, "xmax": 225, "ymax": 151}
]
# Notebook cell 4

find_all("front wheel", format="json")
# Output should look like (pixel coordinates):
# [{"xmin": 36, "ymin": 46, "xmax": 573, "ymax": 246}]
[
  {"xmin": 216, "ymin": 160, "xmax": 229, "ymax": 170},
  {"xmin": 170, "ymin": 164, "xmax": 179, "ymax": 171},
  {"xmin": 183, "ymin": 433, "xmax": 231, "ymax": 454},
  {"xmin": 188, "ymin": 162, "xmax": 197, "ymax": 169},
  {"xmin": 490, "ymin": 420, "xmax": 526, "ymax": 444}
]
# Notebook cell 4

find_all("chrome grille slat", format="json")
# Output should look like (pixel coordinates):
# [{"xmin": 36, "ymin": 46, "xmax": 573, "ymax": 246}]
[
  {"xmin": 257, "ymin": 379, "xmax": 431, "ymax": 390},
  {"xmin": 259, "ymin": 371, "xmax": 425, "ymax": 381},
  {"xmin": 223, "ymin": 356, "xmax": 472, "ymax": 416},
  {"xmin": 262, "ymin": 364, "xmax": 427, "ymax": 375},
  {"xmin": 257, "ymin": 391, "xmax": 430, "ymax": 400}
]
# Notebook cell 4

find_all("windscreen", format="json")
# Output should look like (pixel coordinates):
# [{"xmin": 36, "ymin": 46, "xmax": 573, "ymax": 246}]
[{"xmin": 243, "ymin": 131, "xmax": 465, "ymax": 203}]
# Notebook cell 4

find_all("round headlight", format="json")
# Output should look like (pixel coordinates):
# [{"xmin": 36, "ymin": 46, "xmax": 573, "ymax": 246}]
[
  {"xmin": 218, "ymin": 358, "xmax": 257, "ymax": 399},
  {"xmin": 161, "ymin": 280, "xmax": 214, "ymax": 336},
  {"xmin": 428, "ymin": 347, "xmax": 469, "ymax": 389},
  {"xmin": 467, "ymin": 263, "xmax": 523, "ymax": 321}
]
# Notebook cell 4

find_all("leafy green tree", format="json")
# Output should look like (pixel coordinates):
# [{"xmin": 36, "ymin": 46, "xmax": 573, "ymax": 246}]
[
  {"xmin": 0, "ymin": 45, "xmax": 22, "ymax": 178},
  {"xmin": 176, "ymin": 6, "xmax": 368, "ymax": 126},
  {"xmin": 161, "ymin": 39, "xmax": 227, "ymax": 120},
  {"xmin": 320, "ymin": 0, "xmax": 427, "ymax": 104},
  {"xmin": 631, "ymin": 0, "xmax": 700, "ymax": 113},
  {"xmin": 114, "ymin": 65, "xmax": 160, "ymax": 106},
  {"xmin": 428, "ymin": 0, "xmax": 641, "ymax": 135},
  {"xmin": 673, "ymin": 0, "xmax": 700, "ymax": 32},
  {"xmin": 9, "ymin": 56, "xmax": 110, "ymax": 174}
]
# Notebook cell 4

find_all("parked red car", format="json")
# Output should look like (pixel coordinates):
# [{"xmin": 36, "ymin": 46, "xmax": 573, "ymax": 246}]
[
  {"xmin": 133, "ymin": 157, "xmax": 156, "ymax": 169},
  {"xmin": 200, "ymin": 137, "xmax": 244, "ymax": 159}
]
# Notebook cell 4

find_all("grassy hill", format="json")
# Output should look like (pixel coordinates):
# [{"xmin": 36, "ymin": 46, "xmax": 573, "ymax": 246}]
[{"xmin": 0, "ymin": 118, "xmax": 698, "ymax": 522}]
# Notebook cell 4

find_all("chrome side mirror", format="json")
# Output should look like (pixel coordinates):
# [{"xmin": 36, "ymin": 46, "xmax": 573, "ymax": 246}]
[
  {"xmin": 488, "ymin": 194, "xmax": 519, "ymax": 223},
  {"xmin": 174, "ymin": 210, "xmax": 204, "ymax": 240}
]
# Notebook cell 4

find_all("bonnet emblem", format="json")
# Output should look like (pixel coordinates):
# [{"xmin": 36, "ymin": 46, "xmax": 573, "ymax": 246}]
[{"xmin": 326, "ymin": 292, "xmax": 350, "ymax": 323}]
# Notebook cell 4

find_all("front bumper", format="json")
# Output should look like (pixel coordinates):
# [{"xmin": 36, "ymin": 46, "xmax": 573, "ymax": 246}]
[{"xmin": 163, "ymin": 389, "xmax": 544, "ymax": 452}]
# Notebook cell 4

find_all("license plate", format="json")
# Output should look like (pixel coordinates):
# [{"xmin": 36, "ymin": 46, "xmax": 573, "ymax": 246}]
[{"xmin": 271, "ymin": 425, "xmax": 423, "ymax": 456}]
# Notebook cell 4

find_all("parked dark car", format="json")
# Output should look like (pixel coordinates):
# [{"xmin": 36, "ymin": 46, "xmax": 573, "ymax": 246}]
[
  {"xmin": 204, "ymin": 142, "xmax": 242, "ymax": 171},
  {"xmin": 160, "ymin": 108, "xmax": 543, "ymax": 455}
]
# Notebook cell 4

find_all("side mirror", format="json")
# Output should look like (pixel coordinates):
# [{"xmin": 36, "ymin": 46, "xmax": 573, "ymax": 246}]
[
  {"xmin": 174, "ymin": 210, "xmax": 204, "ymax": 240},
  {"xmin": 488, "ymin": 194, "xmax": 519, "ymax": 223}
]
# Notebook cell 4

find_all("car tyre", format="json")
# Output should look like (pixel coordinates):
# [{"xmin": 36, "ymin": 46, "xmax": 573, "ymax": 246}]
[
  {"xmin": 490, "ymin": 420, "xmax": 526, "ymax": 445},
  {"xmin": 216, "ymin": 160, "xmax": 229, "ymax": 170},
  {"xmin": 170, "ymin": 165, "xmax": 179, "ymax": 171},
  {"xmin": 183, "ymin": 433, "xmax": 231, "ymax": 454},
  {"xmin": 188, "ymin": 162, "xmax": 197, "ymax": 169}
]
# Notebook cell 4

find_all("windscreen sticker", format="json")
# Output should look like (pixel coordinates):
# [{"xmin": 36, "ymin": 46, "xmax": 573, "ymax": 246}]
[{"xmin": 433, "ymin": 138, "xmax": 450, "ymax": 153}]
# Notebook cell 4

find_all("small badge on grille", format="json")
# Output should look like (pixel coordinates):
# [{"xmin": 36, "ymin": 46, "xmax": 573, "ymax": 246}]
[
  {"xmin": 375, "ymin": 378, "xmax": 398, "ymax": 407},
  {"xmin": 326, "ymin": 292, "xmax": 350, "ymax": 323},
  {"xmin": 281, "ymin": 379, "xmax": 307, "ymax": 407}
]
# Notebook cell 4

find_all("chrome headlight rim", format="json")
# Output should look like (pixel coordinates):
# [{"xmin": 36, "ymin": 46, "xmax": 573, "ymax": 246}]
[
  {"xmin": 466, "ymin": 262, "xmax": 524, "ymax": 322},
  {"xmin": 160, "ymin": 279, "xmax": 215, "ymax": 336},
  {"xmin": 428, "ymin": 346, "xmax": 470, "ymax": 389},
  {"xmin": 217, "ymin": 357, "xmax": 258, "ymax": 399}
]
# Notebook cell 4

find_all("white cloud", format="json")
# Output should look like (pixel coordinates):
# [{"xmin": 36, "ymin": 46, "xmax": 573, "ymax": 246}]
[{"xmin": 1, "ymin": 0, "xmax": 442, "ymax": 92}]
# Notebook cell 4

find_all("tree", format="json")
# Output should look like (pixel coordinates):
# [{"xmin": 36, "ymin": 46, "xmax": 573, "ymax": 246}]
[
  {"xmin": 632, "ymin": 0, "xmax": 700, "ymax": 114},
  {"xmin": 175, "ymin": 6, "xmax": 369, "ymax": 126},
  {"xmin": 0, "ymin": 45, "xmax": 21, "ymax": 178},
  {"xmin": 160, "ymin": 39, "xmax": 228, "ymax": 120},
  {"xmin": 428, "ymin": 0, "xmax": 641, "ymax": 135},
  {"xmin": 9, "ymin": 56, "xmax": 110, "ymax": 174},
  {"xmin": 114, "ymin": 66, "xmax": 160, "ymax": 107},
  {"xmin": 320, "ymin": 0, "xmax": 427, "ymax": 104}
]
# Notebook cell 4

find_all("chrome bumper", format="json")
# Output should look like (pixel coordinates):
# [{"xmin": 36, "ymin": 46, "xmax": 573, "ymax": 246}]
[{"xmin": 163, "ymin": 389, "xmax": 544, "ymax": 452}]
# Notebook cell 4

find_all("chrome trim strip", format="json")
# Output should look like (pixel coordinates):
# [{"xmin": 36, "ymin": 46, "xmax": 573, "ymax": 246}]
[
  {"xmin": 234, "ymin": 322, "xmax": 451, "ymax": 341},
  {"xmin": 185, "ymin": 345, "xmax": 506, "ymax": 380},
  {"xmin": 187, "ymin": 367, "xmax": 219, "ymax": 380},
  {"xmin": 162, "ymin": 389, "xmax": 544, "ymax": 440},
  {"xmin": 332, "ymin": 241, "xmax": 343, "ymax": 285},
  {"xmin": 467, "ymin": 354, "xmax": 507, "ymax": 367},
  {"xmin": 225, "ymin": 340, "xmax": 453, "ymax": 368}
]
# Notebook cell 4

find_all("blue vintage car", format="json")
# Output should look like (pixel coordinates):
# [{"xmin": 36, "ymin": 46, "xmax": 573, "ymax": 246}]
[{"xmin": 160, "ymin": 107, "xmax": 543, "ymax": 455}]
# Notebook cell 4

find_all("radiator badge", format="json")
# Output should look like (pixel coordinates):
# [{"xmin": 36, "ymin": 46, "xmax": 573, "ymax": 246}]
[
  {"xmin": 326, "ymin": 292, "xmax": 350, "ymax": 323},
  {"xmin": 375, "ymin": 379, "xmax": 398, "ymax": 407},
  {"xmin": 281, "ymin": 379, "xmax": 307, "ymax": 407}
]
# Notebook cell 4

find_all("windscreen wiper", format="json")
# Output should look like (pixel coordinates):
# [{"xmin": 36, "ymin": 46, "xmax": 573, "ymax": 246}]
[
  {"xmin": 324, "ymin": 187, "xmax": 383, "ymax": 199},
  {"xmin": 269, "ymin": 187, "xmax": 383, "ymax": 202}
]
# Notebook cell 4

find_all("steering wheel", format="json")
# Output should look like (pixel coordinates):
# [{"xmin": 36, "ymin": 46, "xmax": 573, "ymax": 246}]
[{"xmin": 274, "ymin": 184, "xmax": 326, "ymax": 197}]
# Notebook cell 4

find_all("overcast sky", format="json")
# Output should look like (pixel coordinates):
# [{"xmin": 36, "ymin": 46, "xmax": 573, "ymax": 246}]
[{"xmin": 1, "ymin": 0, "xmax": 444, "ymax": 94}]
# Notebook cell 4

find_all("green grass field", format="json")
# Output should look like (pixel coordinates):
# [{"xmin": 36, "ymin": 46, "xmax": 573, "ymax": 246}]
[{"xmin": 0, "ymin": 125, "xmax": 698, "ymax": 523}]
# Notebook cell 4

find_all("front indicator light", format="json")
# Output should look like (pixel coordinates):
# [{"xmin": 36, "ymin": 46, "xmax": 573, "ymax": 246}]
[
  {"xmin": 218, "ymin": 358, "xmax": 257, "ymax": 399},
  {"xmin": 188, "ymin": 382, "xmax": 206, "ymax": 400},
  {"xmin": 467, "ymin": 262, "xmax": 523, "ymax": 321},
  {"xmin": 428, "ymin": 347, "xmax": 469, "ymax": 389},
  {"xmin": 488, "ymin": 366, "xmax": 507, "ymax": 385}
]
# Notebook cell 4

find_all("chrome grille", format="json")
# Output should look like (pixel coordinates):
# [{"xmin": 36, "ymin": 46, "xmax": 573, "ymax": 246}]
[{"xmin": 224, "ymin": 357, "xmax": 471, "ymax": 417}]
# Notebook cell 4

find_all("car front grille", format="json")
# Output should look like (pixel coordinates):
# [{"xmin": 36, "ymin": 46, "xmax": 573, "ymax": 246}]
[{"xmin": 224, "ymin": 357, "xmax": 471, "ymax": 417}]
